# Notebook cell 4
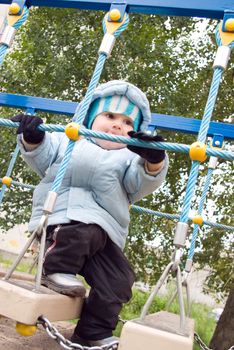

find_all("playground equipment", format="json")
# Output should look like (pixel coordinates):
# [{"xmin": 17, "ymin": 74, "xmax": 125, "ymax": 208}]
[{"xmin": 0, "ymin": 1, "xmax": 233, "ymax": 350}]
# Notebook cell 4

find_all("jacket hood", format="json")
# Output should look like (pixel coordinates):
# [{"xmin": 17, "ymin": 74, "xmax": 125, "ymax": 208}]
[{"xmin": 77, "ymin": 80, "xmax": 151, "ymax": 131}]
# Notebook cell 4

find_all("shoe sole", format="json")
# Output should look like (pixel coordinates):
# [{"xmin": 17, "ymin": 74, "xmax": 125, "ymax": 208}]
[
  {"xmin": 41, "ymin": 277, "xmax": 86, "ymax": 297},
  {"xmin": 71, "ymin": 336, "xmax": 119, "ymax": 349}
]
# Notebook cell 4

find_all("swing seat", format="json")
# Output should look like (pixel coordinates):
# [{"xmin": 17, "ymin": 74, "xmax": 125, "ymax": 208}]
[
  {"xmin": 119, "ymin": 311, "xmax": 194, "ymax": 350},
  {"xmin": 0, "ymin": 278, "xmax": 84, "ymax": 325}
]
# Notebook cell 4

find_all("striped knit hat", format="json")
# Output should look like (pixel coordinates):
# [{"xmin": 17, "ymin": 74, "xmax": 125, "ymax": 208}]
[
  {"xmin": 81, "ymin": 80, "xmax": 151, "ymax": 132},
  {"xmin": 86, "ymin": 95, "xmax": 142, "ymax": 131}
]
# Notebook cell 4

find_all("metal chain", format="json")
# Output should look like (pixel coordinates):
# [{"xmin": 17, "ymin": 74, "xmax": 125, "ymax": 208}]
[
  {"xmin": 38, "ymin": 316, "xmax": 234, "ymax": 350},
  {"xmin": 194, "ymin": 333, "xmax": 213, "ymax": 350},
  {"xmin": 194, "ymin": 332, "xmax": 234, "ymax": 350},
  {"xmin": 37, "ymin": 316, "xmax": 118, "ymax": 350},
  {"xmin": 118, "ymin": 316, "xmax": 127, "ymax": 325}
]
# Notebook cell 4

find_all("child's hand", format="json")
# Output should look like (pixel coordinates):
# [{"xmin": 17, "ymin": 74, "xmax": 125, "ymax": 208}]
[
  {"xmin": 127, "ymin": 131, "xmax": 165, "ymax": 164},
  {"xmin": 11, "ymin": 114, "xmax": 45, "ymax": 144}
]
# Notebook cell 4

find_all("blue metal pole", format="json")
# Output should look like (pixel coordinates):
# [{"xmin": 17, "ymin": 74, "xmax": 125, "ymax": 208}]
[{"xmin": 0, "ymin": 0, "xmax": 233, "ymax": 19}]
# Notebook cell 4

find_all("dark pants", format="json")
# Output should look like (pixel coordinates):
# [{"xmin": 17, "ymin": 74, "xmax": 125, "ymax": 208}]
[{"xmin": 43, "ymin": 221, "xmax": 135, "ymax": 340}]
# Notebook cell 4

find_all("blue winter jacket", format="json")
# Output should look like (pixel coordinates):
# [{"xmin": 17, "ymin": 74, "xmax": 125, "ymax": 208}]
[{"xmin": 18, "ymin": 133, "xmax": 169, "ymax": 249}]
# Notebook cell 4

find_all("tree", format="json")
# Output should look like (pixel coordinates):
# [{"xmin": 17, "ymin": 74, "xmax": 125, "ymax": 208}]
[
  {"xmin": 0, "ymin": 8, "xmax": 233, "ymax": 348},
  {"xmin": 210, "ymin": 289, "xmax": 234, "ymax": 350}
]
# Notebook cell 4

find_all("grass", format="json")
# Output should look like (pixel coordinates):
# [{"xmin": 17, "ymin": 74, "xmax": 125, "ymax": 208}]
[
  {"xmin": 114, "ymin": 289, "xmax": 216, "ymax": 350},
  {"xmin": 0, "ymin": 254, "xmax": 37, "ymax": 274},
  {"xmin": 0, "ymin": 255, "xmax": 216, "ymax": 349}
]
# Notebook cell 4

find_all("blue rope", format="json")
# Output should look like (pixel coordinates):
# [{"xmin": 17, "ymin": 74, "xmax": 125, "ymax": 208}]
[
  {"xmin": 102, "ymin": 13, "xmax": 129, "ymax": 37},
  {"xmin": 215, "ymin": 24, "xmax": 234, "ymax": 49},
  {"xmin": 1, "ymin": 119, "xmax": 234, "ymax": 161},
  {"xmin": 188, "ymin": 167, "xmax": 214, "ymax": 260},
  {"xmin": 0, "ymin": 45, "xmax": 8, "ymax": 67},
  {"xmin": 0, "ymin": 178, "xmax": 35, "ymax": 190},
  {"xmin": 0, "ymin": 144, "xmax": 20, "ymax": 205},
  {"xmin": 51, "ymin": 53, "xmax": 107, "ymax": 193},
  {"xmin": 73, "ymin": 54, "xmax": 107, "ymax": 124},
  {"xmin": 179, "ymin": 161, "xmax": 200, "ymax": 223},
  {"xmin": 178, "ymin": 26, "xmax": 234, "ymax": 260},
  {"xmin": 0, "ymin": 6, "xmax": 29, "ymax": 67},
  {"xmin": 1, "ymin": 176, "xmax": 233, "ymax": 232},
  {"xmin": 177, "ymin": 30, "xmax": 232, "ymax": 224},
  {"xmin": 198, "ymin": 68, "xmax": 223, "ymax": 143},
  {"xmin": 51, "ymin": 13, "xmax": 129, "ymax": 193},
  {"xmin": 131, "ymin": 205, "xmax": 234, "ymax": 231}
]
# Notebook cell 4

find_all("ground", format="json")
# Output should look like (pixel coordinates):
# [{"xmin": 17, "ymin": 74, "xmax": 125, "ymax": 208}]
[
  {"xmin": 0, "ymin": 316, "xmax": 75, "ymax": 350},
  {"xmin": 0, "ymin": 267, "xmax": 76, "ymax": 350}
]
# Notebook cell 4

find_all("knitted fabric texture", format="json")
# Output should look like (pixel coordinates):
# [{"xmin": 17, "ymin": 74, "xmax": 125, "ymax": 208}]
[{"xmin": 87, "ymin": 95, "xmax": 142, "ymax": 130}]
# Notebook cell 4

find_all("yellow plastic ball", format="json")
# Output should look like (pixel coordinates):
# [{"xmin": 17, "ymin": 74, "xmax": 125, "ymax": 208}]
[
  {"xmin": 109, "ymin": 9, "xmax": 121, "ymax": 22},
  {"xmin": 16, "ymin": 323, "xmax": 37, "ymax": 336},
  {"xmin": 189, "ymin": 142, "xmax": 207, "ymax": 162},
  {"xmin": 2, "ymin": 176, "xmax": 12, "ymax": 187},
  {"xmin": 192, "ymin": 215, "xmax": 203, "ymax": 226},
  {"xmin": 9, "ymin": 3, "xmax": 21, "ymax": 15},
  {"xmin": 65, "ymin": 122, "xmax": 80, "ymax": 141},
  {"xmin": 225, "ymin": 18, "xmax": 234, "ymax": 32}
]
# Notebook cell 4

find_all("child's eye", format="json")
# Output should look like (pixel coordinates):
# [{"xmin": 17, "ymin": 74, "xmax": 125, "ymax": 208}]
[
  {"xmin": 106, "ymin": 113, "xmax": 114, "ymax": 119},
  {"xmin": 124, "ymin": 119, "xmax": 133, "ymax": 126}
]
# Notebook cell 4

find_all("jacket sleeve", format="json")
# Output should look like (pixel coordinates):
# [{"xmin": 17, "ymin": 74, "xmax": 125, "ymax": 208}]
[
  {"xmin": 123, "ymin": 153, "xmax": 169, "ymax": 203},
  {"xmin": 17, "ymin": 132, "xmax": 65, "ymax": 178}
]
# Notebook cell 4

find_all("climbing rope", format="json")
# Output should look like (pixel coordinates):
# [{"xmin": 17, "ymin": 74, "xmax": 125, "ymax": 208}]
[
  {"xmin": 1, "ymin": 177, "xmax": 233, "ymax": 232},
  {"xmin": 0, "ymin": 119, "xmax": 233, "ymax": 161},
  {"xmin": 215, "ymin": 23, "xmax": 234, "ymax": 49},
  {"xmin": 136, "ymin": 20, "xmax": 234, "ymax": 335},
  {"xmin": 188, "ymin": 168, "xmax": 216, "ymax": 262},
  {"xmin": 181, "ymin": 18, "xmax": 234, "ymax": 269},
  {"xmin": 131, "ymin": 205, "xmax": 234, "ymax": 231},
  {"xmin": 50, "ymin": 13, "xmax": 129, "ymax": 194},
  {"xmin": 178, "ymin": 23, "xmax": 233, "ymax": 225},
  {"xmin": 0, "ymin": 7, "xmax": 233, "ymax": 350},
  {"xmin": 0, "ymin": 177, "xmax": 35, "ymax": 191},
  {"xmin": 0, "ymin": 144, "xmax": 19, "ymax": 205},
  {"xmin": 0, "ymin": 5, "xmax": 30, "ymax": 202},
  {"xmin": 1, "ymin": 10, "xmax": 131, "ymax": 290},
  {"xmin": 0, "ymin": 6, "xmax": 29, "ymax": 67}
]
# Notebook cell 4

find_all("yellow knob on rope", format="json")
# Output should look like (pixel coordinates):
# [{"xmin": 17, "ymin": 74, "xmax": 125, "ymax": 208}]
[
  {"xmin": 2, "ymin": 176, "xmax": 12, "ymax": 187},
  {"xmin": 16, "ymin": 322, "xmax": 37, "ymax": 336},
  {"xmin": 225, "ymin": 18, "xmax": 234, "ymax": 32},
  {"xmin": 192, "ymin": 215, "xmax": 203, "ymax": 226},
  {"xmin": 109, "ymin": 9, "xmax": 121, "ymax": 22},
  {"xmin": 65, "ymin": 122, "xmax": 80, "ymax": 141},
  {"xmin": 9, "ymin": 2, "xmax": 21, "ymax": 15},
  {"xmin": 189, "ymin": 142, "xmax": 207, "ymax": 162}
]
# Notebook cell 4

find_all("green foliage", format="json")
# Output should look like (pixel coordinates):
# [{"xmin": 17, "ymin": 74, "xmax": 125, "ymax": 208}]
[
  {"xmin": 0, "ymin": 254, "xmax": 218, "ymax": 348},
  {"xmin": 113, "ymin": 289, "xmax": 216, "ymax": 350},
  {"xmin": 0, "ymin": 8, "xmax": 233, "ymax": 301}
]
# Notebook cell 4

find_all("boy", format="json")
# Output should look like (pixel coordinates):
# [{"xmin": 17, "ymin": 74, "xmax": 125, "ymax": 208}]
[{"xmin": 12, "ymin": 80, "xmax": 169, "ymax": 347}]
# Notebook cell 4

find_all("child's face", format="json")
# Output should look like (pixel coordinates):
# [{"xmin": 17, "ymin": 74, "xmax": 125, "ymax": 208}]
[{"xmin": 91, "ymin": 112, "xmax": 134, "ymax": 150}]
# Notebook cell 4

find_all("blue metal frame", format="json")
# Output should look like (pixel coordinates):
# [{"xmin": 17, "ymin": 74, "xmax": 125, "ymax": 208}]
[
  {"xmin": 108, "ymin": 2, "xmax": 127, "ymax": 22},
  {"xmin": 0, "ymin": 92, "xmax": 233, "ymax": 140},
  {"xmin": 0, "ymin": 1, "xmax": 233, "ymax": 139},
  {"xmin": 0, "ymin": 0, "xmax": 234, "ymax": 19},
  {"xmin": 222, "ymin": 10, "xmax": 234, "ymax": 32}
]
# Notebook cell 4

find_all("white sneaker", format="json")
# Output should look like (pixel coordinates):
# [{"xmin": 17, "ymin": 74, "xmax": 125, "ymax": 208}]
[
  {"xmin": 41, "ymin": 273, "xmax": 86, "ymax": 297},
  {"xmin": 89, "ymin": 336, "xmax": 119, "ymax": 348},
  {"xmin": 71, "ymin": 334, "xmax": 119, "ymax": 349}
]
